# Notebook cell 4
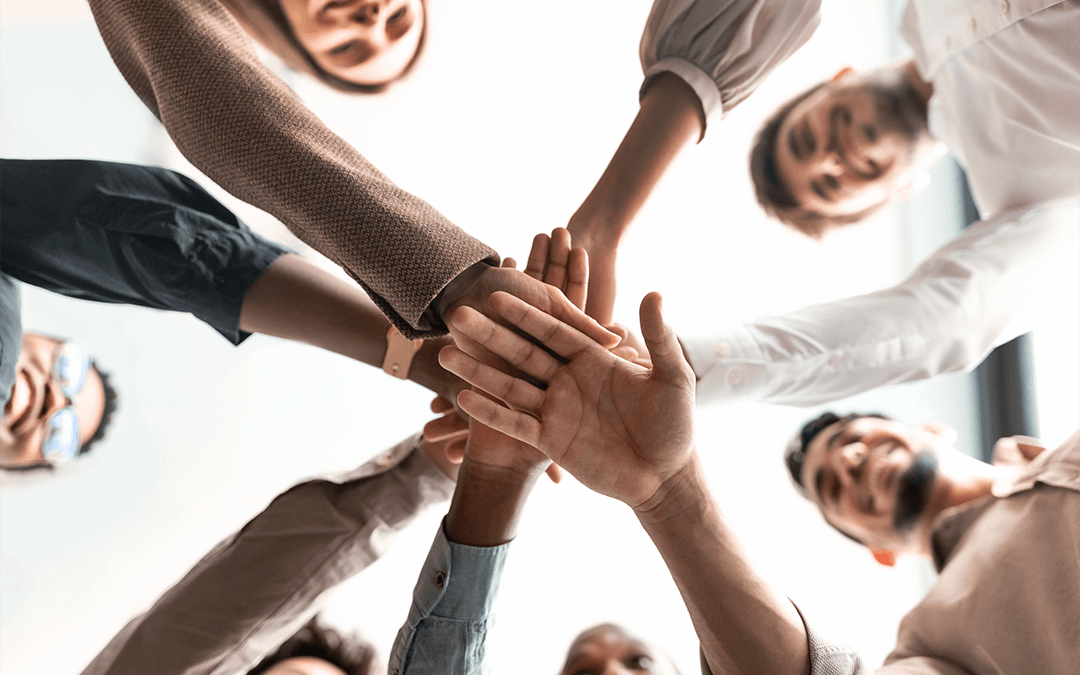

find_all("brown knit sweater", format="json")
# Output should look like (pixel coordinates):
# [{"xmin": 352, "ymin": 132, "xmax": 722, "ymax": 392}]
[{"xmin": 87, "ymin": 0, "xmax": 497, "ymax": 338}]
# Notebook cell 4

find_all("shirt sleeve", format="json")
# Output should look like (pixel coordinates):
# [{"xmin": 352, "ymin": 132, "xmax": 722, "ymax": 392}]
[
  {"xmin": 686, "ymin": 198, "xmax": 1080, "ymax": 406},
  {"xmin": 0, "ymin": 274, "xmax": 21, "ymax": 408},
  {"xmin": 640, "ymin": 0, "xmax": 821, "ymax": 130},
  {"xmin": 80, "ymin": 434, "xmax": 456, "ymax": 675},
  {"xmin": 0, "ymin": 159, "xmax": 288, "ymax": 346},
  {"xmin": 388, "ymin": 522, "xmax": 510, "ymax": 675},
  {"xmin": 85, "ymin": 0, "xmax": 498, "ymax": 339},
  {"xmin": 789, "ymin": 602, "xmax": 875, "ymax": 675}
]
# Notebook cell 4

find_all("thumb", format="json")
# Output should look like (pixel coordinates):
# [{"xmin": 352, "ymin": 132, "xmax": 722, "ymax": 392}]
[{"xmin": 638, "ymin": 292, "xmax": 689, "ymax": 380}]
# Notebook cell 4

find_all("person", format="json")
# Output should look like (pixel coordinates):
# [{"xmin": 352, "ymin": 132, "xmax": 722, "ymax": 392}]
[
  {"xmin": 571, "ymin": 0, "xmax": 1079, "ymax": 407},
  {"xmin": 559, "ymin": 624, "xmax": 681, "ymax": 675},
  {"xmin": 222, "ymin": 0, "xmax": 427, "ymax": 92},
  {"xmin": 0, "ymin": 158, "xmax": 463, "ymax": 470},
  {"xmin": 432, "ymin": 289, "xmax": 1079, "ymax": 674}
]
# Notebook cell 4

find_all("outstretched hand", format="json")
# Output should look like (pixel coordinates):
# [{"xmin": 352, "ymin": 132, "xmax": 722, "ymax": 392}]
[{"xmin": 439, "ymin": 291, "xmax": 697, "ymax": 509}]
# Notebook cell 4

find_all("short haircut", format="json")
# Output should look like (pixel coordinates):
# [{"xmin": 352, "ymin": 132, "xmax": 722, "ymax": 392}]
[
  {"xmin": 247, "ymin": 616, "xmax": 376, "ymax": 675},
  {"xmin": 79, "ymin": 363, "xmax": 118, "ymax": 457},
  {"xmin": 749, "ymin": 83, "xmax": 886, "ymax": 237}
]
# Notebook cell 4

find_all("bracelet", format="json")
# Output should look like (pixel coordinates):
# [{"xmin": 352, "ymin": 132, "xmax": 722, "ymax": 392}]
[{"xmin": 383, "ymin": 327, "xmax": 422, "ymax": 379}]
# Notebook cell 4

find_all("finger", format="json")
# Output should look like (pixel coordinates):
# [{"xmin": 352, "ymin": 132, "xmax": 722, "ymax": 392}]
[
  {"xmin": 423, "ymin": 411, "xmax": 469, "ymax": 442},
  {"xmin": 430, "ymin": 396, "xmax": 455, "ymax": 414},
  {"xmin": 610, "ymin": 345, "xmax": 640, "ymax": 363},
  {"xmin": 440, "ymin": 344, "xmax": 548, "ymax": 411},
  {"xmin": 545, "ymin": 462, "xmax": 563, "ymax": 483},
  {"xmin": 445, "ymin": 436, "xmax": 466, "ymax": 464},
  {"xmin": 444, "ymin": 308, "xmax": 565, "ymax": 384},
  {"xmin": 524, "ymin": 233, "xmax": 550, "ymax": 281},
  {"xmin": 543, "ymin": 228, "xmax": 571, "ymax": 292},
  {"xmin": 564, "ymin": 247, "xmax": 588, "ymax": 310},
  {"xmin": 456, "ymin": 389, "xmax": 542, "ymax": 448},
  {"xmin": 486, "ymin": 292, "xmax": 599, "ymax": 362},
  {"xmin": 502, "ymin": 257, "xmax": 518, "ymax": 270},
  {"xmin": 638, "ymin": 292, "xmax": 690, "ymax": 380},
  {"xmin": 606, "ymin": 324, "xmax": 629, "ymax": 342}
]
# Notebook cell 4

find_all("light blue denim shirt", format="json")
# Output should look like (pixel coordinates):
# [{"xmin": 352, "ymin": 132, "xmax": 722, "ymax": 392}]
[{"xmin": 389, "ymin": 521, "xmax": 511, "ymax": 675}]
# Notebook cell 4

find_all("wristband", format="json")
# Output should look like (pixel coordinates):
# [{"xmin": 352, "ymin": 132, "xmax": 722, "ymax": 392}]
[{"xmin": 383, "ymin": 327, "xmax": 422, "ymax": 379}]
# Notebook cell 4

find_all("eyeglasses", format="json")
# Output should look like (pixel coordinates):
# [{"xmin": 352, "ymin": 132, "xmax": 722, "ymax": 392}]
[{"xmin": 40, "ymin": 341, "xmax": 92, "ymax": 468}]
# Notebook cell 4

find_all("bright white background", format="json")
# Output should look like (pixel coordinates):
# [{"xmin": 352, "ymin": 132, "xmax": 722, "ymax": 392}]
[{"xmin": 1, "ymin": 1, "xmax": 1076, "ymax": 674}]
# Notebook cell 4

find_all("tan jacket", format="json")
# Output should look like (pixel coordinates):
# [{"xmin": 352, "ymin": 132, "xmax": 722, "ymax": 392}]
[{"xmin": 86, "ymin": 0, "xmax": 497, "ymax": 339}]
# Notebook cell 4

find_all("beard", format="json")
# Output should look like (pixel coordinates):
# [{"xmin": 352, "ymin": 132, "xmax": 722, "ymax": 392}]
[
  {"xmin": 866, "ymin": 69, "xmax": 930, "ymax": 144},
  {"xmin": 892, "ymin": 451, "xmax": 938, "ymax": 532}
]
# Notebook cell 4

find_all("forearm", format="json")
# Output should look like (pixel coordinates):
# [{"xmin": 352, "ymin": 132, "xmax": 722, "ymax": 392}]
[
  {"xmin": 688, "ymin": 202, "xmax": 1080, "ymax": 406},
  {"xmin": 87, "ymin": 0, "xmax": 495, "ymax": 337},
  {"xmin": 239, "ymin": 254, "xmax": 460, "ymax": 397},
  {"xmin": 83, "ymin": 437, "xmax": 454, "ymax": 675},
  {"xmin": 635, "ymin": 454, "xmax": 809, "ymax": 675},
  {"xmin": 444, "ymin": 455, "xmax": 542, "ymax": 547}
]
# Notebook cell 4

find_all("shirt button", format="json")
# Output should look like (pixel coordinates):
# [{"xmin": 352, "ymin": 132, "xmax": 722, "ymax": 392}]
[
  {"xmin": 434, "ymin": 570, "xmax": 447, "ymax": 588},
  {"xmin": 1001, "ymin": 0, "xmax": 1010, "ymax": 12},
  {"xmin": 828, "ymin": 354, "xmax": 841, "ymax": 366},
  {"xmin": 714, "ymin": 342, "xmax": 731, "ymax": 358},
  {"xmin": 727, "ymin": 371, "xmax": 743, "ymax": 386},
  {"xmin": 970, "ymin": 18, "xmax": 977, "ymax": 32}
]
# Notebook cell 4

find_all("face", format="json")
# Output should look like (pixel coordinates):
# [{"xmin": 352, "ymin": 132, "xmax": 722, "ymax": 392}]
[
  {"xmin": 560, "ymin": 624, "xmax": 678, "ymax": 675},
  {"xmin": 800, "ymin": 417, "xmax": 945, "ymax": 552},
  {"xmin": 261, "ymin": 656, "xmax": 347, "ymax": 675},
  {"xmin": 773, "ymin": 68, "xmax": 935, "ymax": 219},
  {"xmin": 280, "ymin": 0, "xmax": 425, "ymax": 86},
  {"xmin": 1, "ymin": 334, "xmax": 105, "ymax": 468}
]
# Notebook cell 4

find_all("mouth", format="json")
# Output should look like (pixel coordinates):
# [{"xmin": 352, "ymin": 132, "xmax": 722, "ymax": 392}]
[{"xmin": 7, "ymin": 370, "xmax": 40, "ymax": 437}]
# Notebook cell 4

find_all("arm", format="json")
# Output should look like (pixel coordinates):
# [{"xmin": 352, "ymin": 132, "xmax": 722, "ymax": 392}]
[
  {"xmin": 81, "ymin": 435, "xmax": 456, "ymax": 675},
  {"xmin": 437, "ymin": 291, "xmax": 813, "ymax": 674},
  {"xmin": 239, "ymin": 254, "xmax": 462, "ymax": 402},
  {"xmin": 390, "ymin": 231, "xmax": 587, "ymax": 674},
  {"xmin": 685, "ymin": 200, "xmax": 1080, "ymax": 406},
  {"xmin": 86, "ymin": 0, "xmax": 493, "ymax": 338},
  {"xmin": 569, "ymin": 0, "xmax": 822, "ymax": 323}
]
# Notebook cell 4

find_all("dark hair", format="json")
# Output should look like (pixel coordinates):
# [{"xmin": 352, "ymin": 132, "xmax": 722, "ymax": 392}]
[
  {"xmin": 79, "ymin": 364, "xmax": 118, "ymax": 457},
  {"xmin": 247, "ymin": 616, "xmax": 376, "ymax": 675},
  {"xmin": 221, "ymin": 0, "xmax": 428, "ymax": 94},
  {"xmin": 749, "ymin": 83, "xmax": 886, "ymax": 238}
]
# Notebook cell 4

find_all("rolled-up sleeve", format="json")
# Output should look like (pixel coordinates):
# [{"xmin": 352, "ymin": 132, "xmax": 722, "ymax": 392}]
[
  {"xmin": 640, "ymin": 0, "xmax": 821, "ymax": 130},
  {"xmin": 389, "ymin": 522, "xmax": 510, "ymax": 675}
]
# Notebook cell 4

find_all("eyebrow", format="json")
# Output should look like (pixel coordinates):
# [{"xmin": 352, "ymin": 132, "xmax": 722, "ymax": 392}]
[{"xmin": 811, "ymin": 426, "xmax": 847, "ymax": 503}]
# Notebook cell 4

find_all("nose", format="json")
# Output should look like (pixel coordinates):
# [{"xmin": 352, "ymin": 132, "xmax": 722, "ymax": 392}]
[
  {"xmin": 352, "ymin": 0, "xmax": 382, "ymax": 25},
  {"xmin": 835, "ymin": 442, "xmax": 868, "ymax": 486},
  {"xmin": 39, "ymin": 378, "xmax": 69, "ymax": 421}
]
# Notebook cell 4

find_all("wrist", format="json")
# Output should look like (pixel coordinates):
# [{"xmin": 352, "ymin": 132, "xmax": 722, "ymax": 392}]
[
  {"xmin": 436, "ymin": 261, "xmax": 492, "ymax": 321},
  {"xmin": 632, "ymin": 452, "xmax": 709, "ymax": 527},
  {"xmin": 445, "ymin": 455, "xmax": 542, "ymax": 547}
]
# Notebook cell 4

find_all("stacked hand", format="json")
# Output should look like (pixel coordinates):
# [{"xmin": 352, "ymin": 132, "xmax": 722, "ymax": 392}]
[{"xmin": 440, "ymin": 289, "xmax": 697, "ymax": 511}]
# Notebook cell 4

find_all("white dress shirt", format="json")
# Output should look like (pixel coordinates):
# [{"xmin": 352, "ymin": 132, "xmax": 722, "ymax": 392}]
[{"xmin": 688, "ymin": 0, "xmax": 1080, "ymax": 407}]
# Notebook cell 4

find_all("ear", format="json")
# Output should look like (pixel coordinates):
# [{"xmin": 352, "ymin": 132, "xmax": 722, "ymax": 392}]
[
  {"xmin": 916, "ymin": 419, "xmax": 957, "ymax": 445},
  {"xmin": 831, "ymin": 66, "xmax": 855, "ymax": 81},
  {"xmin": 871, "ymin": 549, "xmax": 896, "ymax": 567}
]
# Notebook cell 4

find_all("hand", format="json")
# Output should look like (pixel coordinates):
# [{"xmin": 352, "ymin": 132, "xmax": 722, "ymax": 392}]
[
  {"xmin": 439, "ymin": 291, "xmax": 697, "ymax": 510},
  {"xmin": 606, "ymin": 322, "xmax": 652, "ymax": 368},
  {"xmin": 419, "ymin": 396, "xmax": 468, "ymax": 480},
  {"xmin": 564, "ymin": 222, "xmax": 619, "ymax": 326},
  {"xmin": 438, "ymin": 258, "xmax": 618, "ymax": 352}
]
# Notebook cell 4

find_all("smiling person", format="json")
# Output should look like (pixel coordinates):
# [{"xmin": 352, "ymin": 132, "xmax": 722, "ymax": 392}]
[
  {"xmin": 571, "ymin": 0, "xmax": 1078, "ymax": 408},
  {"xmin": 223, "ymin": 0, "xmax": 426, "ymax": 92}
]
